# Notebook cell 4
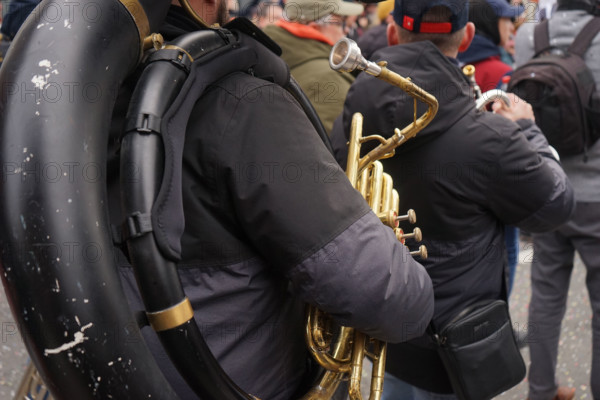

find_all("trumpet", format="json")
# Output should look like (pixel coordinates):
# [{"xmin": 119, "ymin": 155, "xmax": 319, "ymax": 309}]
[
  {"xmin": 462, "ymin": 64, "xmax": 511, "ymax": 111},
  {"xmin": 301, "ymin": 38, "xmax": 437, "ymax": 400}
]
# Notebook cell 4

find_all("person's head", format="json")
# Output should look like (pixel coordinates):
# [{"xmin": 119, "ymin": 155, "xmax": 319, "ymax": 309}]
[
  {"xmin": 171, "ymin": 0, "xmax": 230, "ymax": 26},
  {"xmin": 468, "ymin": 0, "xmax": 523, "ymax": 47},
  {"xmin": 387, "ymin": 0, "xmax": 475, "ymax": 57},
  {"xmin": 248, "ymin": 1, "xmax": 284, "ymax": 28},
  {"xmin": 376, "ymin": 0, "xmax": 395, "ymax": 24},
  {"xmin": 283, "ymin": 0, "xmax": 364, "ymax": 43}
]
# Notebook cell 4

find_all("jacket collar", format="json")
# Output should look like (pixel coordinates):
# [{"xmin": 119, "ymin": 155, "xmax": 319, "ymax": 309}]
[
  {"xmin": 275, "ymin": 20, "xmax": 334, "ymax": 46},
  {"xmin": 457, "ymin": 34, "xmax": 502, "ymax": 65}
]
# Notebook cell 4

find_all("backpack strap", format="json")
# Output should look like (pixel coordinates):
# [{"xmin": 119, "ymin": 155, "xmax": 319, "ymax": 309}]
[
  {"xmin": 533, "ymin": 19, "xmax": 551, "ymax": 56},
  {"xmin": 569, "ymin": 16, "xmax": 600, "ymax": 56}
]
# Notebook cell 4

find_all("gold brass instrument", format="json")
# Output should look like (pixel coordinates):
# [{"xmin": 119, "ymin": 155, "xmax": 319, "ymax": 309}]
[
  {"xmin": 462, "ymin": 64, "xmax": 511, "ymax": 111},
  {"xmin": 14, "ymin": 364, "xmax": 55, "ymax": 400},
  {"xmin": 301, "ymin": 38, "xmax": 438, "ymax": 400}
]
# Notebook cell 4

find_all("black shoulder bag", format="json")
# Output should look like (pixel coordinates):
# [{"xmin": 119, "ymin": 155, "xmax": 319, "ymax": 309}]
[{"xmin": 429, "ymin": 300, "xmax": 526, "ymax": 400}]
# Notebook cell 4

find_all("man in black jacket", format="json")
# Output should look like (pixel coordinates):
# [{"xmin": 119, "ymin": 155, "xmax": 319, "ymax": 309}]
[
  {"xmin": 330, "ymin": 0, "xmax": 575, "ymax": 397},
  {"xmin": 114, "ymin": 1, "xmax": 436, "ymax": 400}
]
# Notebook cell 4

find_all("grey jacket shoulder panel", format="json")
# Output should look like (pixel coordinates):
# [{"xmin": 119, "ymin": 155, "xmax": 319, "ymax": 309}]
[{"xmin": 288, "ymin": 211, "xmax": 434, "ymax": 343}]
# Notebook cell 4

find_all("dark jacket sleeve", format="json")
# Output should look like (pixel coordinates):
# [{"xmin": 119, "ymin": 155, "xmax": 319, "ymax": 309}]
[
  {"xmin": 512, "ymin": 119, "xmax": 576, "ymax": 231},
  {"xmin": 484, "ymin": 117, "xmax": 575, "ymax": 232},
  {"xmin": 215, "ymin": 77, "xmax": 434, "ymax": 343}
]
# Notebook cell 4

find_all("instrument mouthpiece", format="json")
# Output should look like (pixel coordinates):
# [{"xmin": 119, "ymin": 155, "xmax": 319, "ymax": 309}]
[{"xmin": 329, "ymin": 37, "xmax": 382, "ymax": 76}]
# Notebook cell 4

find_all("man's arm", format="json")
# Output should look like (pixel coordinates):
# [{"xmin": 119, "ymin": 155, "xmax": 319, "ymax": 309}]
[
  {"xmin": 489, "ymin": 93, "xmax": 575, "ymax": 232},
  {"xmin": 217, "ymin": 79, "xmax": 434, "ymax": 343}
]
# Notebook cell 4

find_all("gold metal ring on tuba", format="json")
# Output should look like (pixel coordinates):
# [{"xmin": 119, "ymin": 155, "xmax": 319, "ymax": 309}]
[
  {"xmin": 462, "ymin": 64, "xmax": 511, "ymax": 111},
  {"xmin": 301, "ymin": 38, "xmax": 438, "ymax": 400}
]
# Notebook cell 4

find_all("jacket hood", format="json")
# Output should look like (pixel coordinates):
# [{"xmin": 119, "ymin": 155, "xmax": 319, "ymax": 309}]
[
  {"xmin": 350, "ymin": 41, "xmax": 475, "ymax": 154},
  {"xmin": 457, "ymin": 34, "xmax": 501, "ymax": 64}
]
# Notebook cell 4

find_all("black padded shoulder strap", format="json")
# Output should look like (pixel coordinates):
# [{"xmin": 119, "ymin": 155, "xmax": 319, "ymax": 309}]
[
  {"xmin": 150, "ymin": 28, "xmax": 291, "ymax": 259},
  {"xmin": 534, "ymin": 19, "xmax": 551, "ymax": 56},
  {"xmin": 126, "ymin": 20, "xmax": 332, "ymax": 260},
  {"xmin": 569, "ymin": 16, "xmax": 600, "ymax": 56}
]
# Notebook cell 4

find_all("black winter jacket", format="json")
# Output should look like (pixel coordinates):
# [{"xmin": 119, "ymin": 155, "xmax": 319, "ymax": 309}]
[
  {"xmin": 118, "ymin": 9, "xmax": 435, "ymax": 400},
  {"xmin": 330, "ymin": 41, "xmax": 575, "ymax": 392}
]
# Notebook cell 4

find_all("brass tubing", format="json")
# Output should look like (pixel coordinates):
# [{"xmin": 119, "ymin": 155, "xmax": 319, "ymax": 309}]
[
  {"xmin": 392, "ymin": 190, "xmax": 399, "ymax": 215},
  {"xmin": 147, "ymin": 298, "xmax": 194, "ymax": 332},
  {"xmin": 305, "ymin": 37, "xmax": 437, "ymax": 400},
  {"xmin": 381, "ymin": 173, "xmax": 393, "ymax": 215},
  {"xmin": 346, "ymin": 113, "xmax": 363, "ymax": 185},
  {"xmin": 369, "ymin": 162, "xmax": 384, "ymax": 213},
  {"xmin": 119, "ymin": 0, "xmax": 151, "ymax": 58},
  {"xmin": 369, "ymin": 342, "xmax": 387, "ymax": 400},
  {"xmin": 348, "ymin": 331, "xmax": 367, "ymax": 400},
  {"xmin": 305, "ymin": 307, "xmax": 353, "ymax": 373}
]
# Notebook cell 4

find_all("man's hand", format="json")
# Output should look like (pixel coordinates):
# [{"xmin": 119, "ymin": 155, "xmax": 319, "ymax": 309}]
[{"xmin": 491, "ymin": 92, "xmax": 535, "ymax": 122}]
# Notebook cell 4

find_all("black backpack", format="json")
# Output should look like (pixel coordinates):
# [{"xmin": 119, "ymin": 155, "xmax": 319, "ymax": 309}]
[{"xmin": 508, "ymin": 17, "xmax": 600, "ymax": 157}]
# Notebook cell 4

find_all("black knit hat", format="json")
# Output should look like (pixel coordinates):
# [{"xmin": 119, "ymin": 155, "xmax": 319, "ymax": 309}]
[
  {"xmin": 468, "ymin": 0, "xmax": 500, "ymax": 44},
  {"xmin": 468, "ymin": 0, "xmax": 523, "ymax": 45}
]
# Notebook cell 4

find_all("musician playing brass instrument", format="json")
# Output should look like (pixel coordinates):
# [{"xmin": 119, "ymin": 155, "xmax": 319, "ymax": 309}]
[
  {"xmin": 0, "ymin": 0, "xmax": 436, "ymax": 398},
  {"xmin": 330, "ymin": 0, "xmax": 575, "ymax": 398},
  {"xmin": 112, "ymin": 2, "xmax": 435, "ymax": 400}
]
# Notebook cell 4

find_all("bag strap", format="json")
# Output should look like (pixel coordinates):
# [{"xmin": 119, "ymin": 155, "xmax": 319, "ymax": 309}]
[
  {"xmin": 533, "ymin": 19, "xmax": 551, "ymax": 56},
  {"xmin": 568, "ymin": 16, "xmax": 600, "ymax": 57}
]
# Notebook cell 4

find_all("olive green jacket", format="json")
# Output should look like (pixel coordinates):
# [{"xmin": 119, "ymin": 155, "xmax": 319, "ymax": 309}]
[{"xmin": 264, "ymin": 23, "xmax": 355, "ymax": 134}]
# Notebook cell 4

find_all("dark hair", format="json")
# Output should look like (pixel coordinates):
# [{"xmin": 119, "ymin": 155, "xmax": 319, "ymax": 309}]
[{"xmin": 468, "ymin": 0, "xmax": 500, "ymax": 45}]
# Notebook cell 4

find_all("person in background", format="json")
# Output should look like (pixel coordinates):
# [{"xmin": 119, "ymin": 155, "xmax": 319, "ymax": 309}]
[
  {"xmin": 330, "ymin": 0, "xmax": 575, "ymax": 397},
  {"xmin": 0, "ymin": 0, "xmax": 39, "ymax": 39},
  {"xmin": 458, "ymin": 0, "xmax": 523, "ymax": 91},
  {"xmin": 244, "ymin": 0, "xmax": 284, "ymax": 27},
  {"xmin": 537, "ymin": 0, "xmax": 558, "ymax": 20},
  {"xmin": 254, "ymin": 0, "xmax": 284, "ymax": 28},
  {"xmin": 499, "ymin": 29, "xmax": 516, "ymax": 66},
  {"xmin": 357, "ymin": 0, "xmax": 394, "ymax": 60},
  {"xmin": 514, "ymin": 0, "xmax": 600, "ymax": 398},
  {"xmin": 262, "ymin": 0, "xmax": 364, "ymax": 134}
]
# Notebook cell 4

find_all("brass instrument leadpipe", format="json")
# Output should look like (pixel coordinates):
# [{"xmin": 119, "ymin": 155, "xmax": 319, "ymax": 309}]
[
  {"xmin": 462, "ymin": 64, "xmax": 511, "ymax": 111},
  {"xmin": 330, "ymin": 38, "xmax": 439, "ymax": 174}
]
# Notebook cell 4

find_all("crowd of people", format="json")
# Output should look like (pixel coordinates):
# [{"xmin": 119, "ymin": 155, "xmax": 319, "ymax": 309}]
[{"xmin": 0, "ymin": 0, "xmax": 599, "ymax": 399}]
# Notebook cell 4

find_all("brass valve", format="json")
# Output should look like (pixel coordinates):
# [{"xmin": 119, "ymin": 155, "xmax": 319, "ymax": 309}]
[
  {"xmin": 396, "ymin": 227, "xmax": 422, "ymax": 242},
  {"xmin": 396, "ymin": 209, "xmax": 417, "ymax": 225},
  {"xmin": 410, "ymin": 245, "xmax": 428, "ymax": 259},
  {"xmin": 378, "ymin": 210, "xmax": 399, "ymax": 228}
]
